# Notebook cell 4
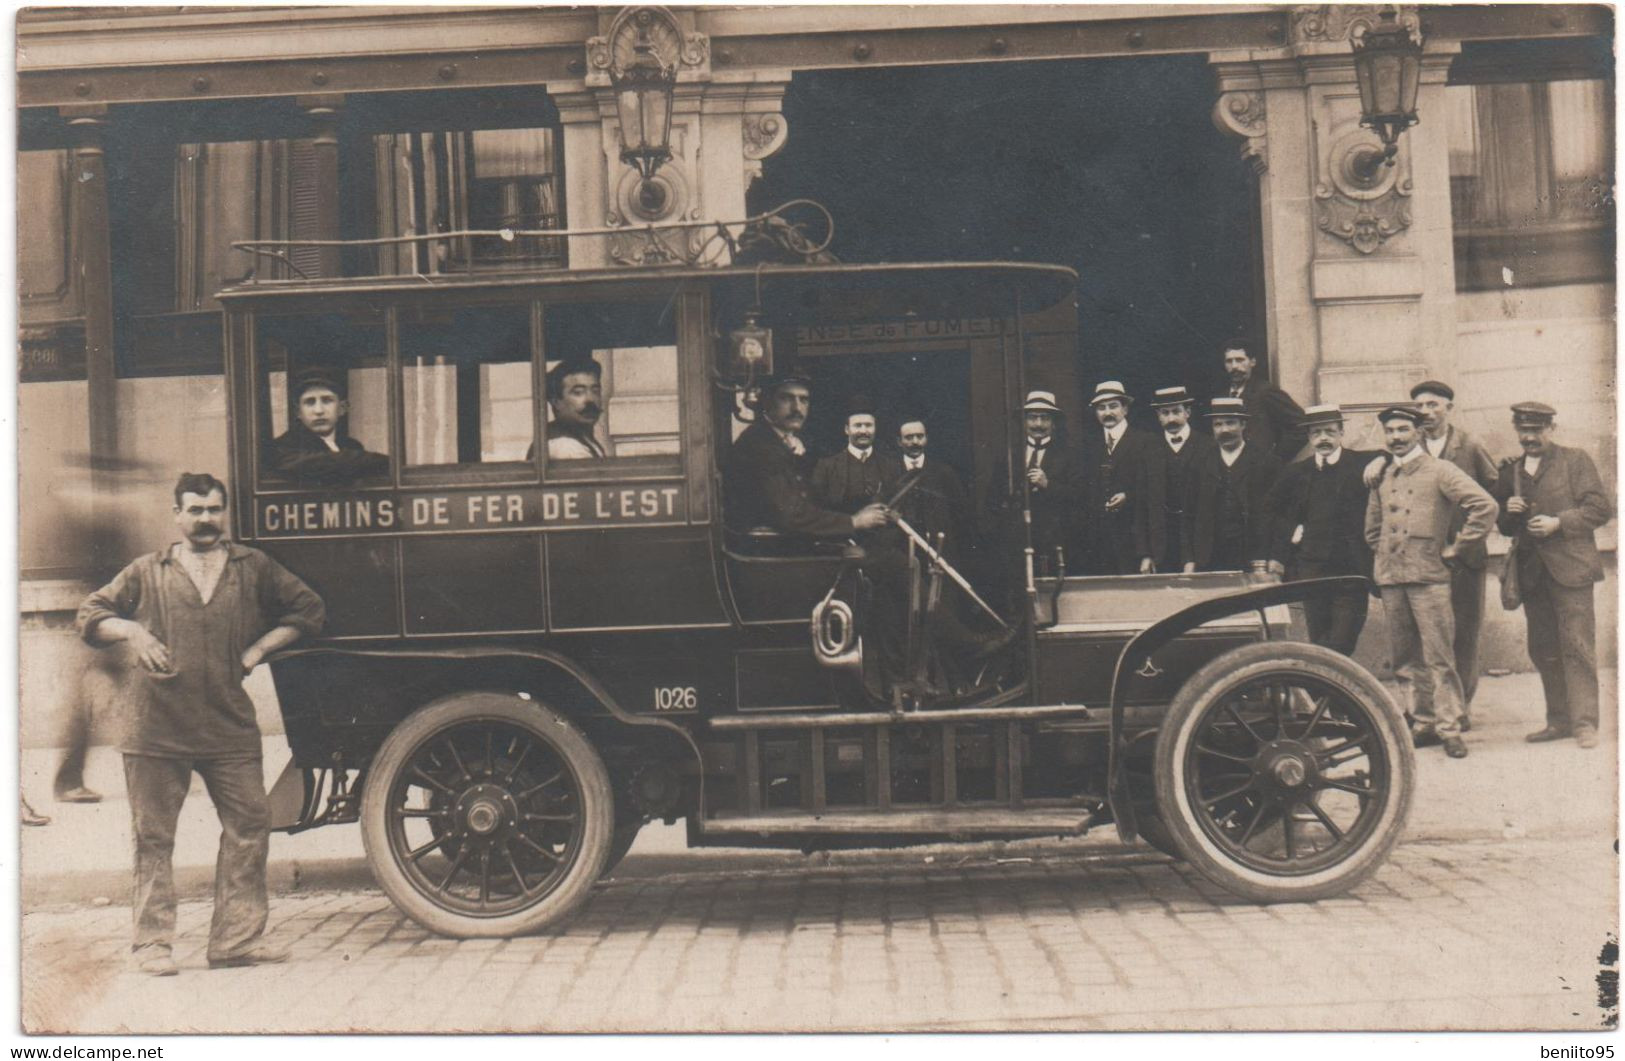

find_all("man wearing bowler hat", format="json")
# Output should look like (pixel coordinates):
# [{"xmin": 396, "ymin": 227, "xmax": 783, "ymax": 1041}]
[
  {"xmin": 1148, "ymin": 386, "xmax": 1213, "ymax": 575},
  {"xmin": 1268, "ymin": 404, "xmax": 1379, "ymax": 655},
  {"xmin": 266, "ymin": 368, "xmax": 388, "ymax": 486},
  {"xmin": 1080, "ymin": 381, "xmax": 1164, "ymax": 575},
  {"xmin": 1365, "ymin": 404, "xmax": 1497, "ymax": 759},
  {"xmin": 813, "ymin": 394, "xmax": 888, "ymax": 514},
  {"xmin": 1493, "ymin": 402, "xmax": 1612, "ymax": 749},
  {"xmin": 1181, "ymin": 396, "xmax": 1281, "ymax": 573},
  {"xmin": 1011, "ymin": 389, "xmax": 1084, "ymax": 577}
]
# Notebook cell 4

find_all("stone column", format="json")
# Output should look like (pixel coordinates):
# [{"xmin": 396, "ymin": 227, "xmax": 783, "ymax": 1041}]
[
  {"xmin": 1211, "ymin": 6, "xmax": 1461, "ymax": 419},
  {"xmin": 554, "ymin": 7, "xmax": 791, "ymax": 269}
]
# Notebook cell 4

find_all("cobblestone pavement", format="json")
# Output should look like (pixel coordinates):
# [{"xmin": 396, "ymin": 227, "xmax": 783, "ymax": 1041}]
[{"xmin": 23, "ymin": 835, "xmax": 1617, "ymax": 1033}]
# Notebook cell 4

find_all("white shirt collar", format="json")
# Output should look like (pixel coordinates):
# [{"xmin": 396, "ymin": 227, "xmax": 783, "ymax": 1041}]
[
  {"xmin": 1424, "ymin": 430, "xmax": 1448, "ymax": 457},
  {"xmin": 1523, "ymin": 454, "xmax": 1543, "ymax": 475},
  {"xmin": 1394, "ymin": 445, "xmax": 1424, "ymax": 467},
  {"xmin": 1220, "ymin": 442, "xmax": 1245, "ymax": 466},
  {"xmin": 1164, "ymin": 428, "xmax": 1188, "ymax": 451},
  {"xmin": 847, "ymin": 444, "xmax": 873, "ymax": 462},
  {"xmin": 904, "ymin": 454, "xmax": 925, "ymax": 470},
  {"xmin": 318, "ymin": 432, "xmax": 341, "ymax": 452},
  {"xmin": 1104, "ymin": 421, "xmax": 1128, "ymax": 445},
  {"xmin": 1317, "ymin": 447, "xmax": 1343, "ymax": 468}
]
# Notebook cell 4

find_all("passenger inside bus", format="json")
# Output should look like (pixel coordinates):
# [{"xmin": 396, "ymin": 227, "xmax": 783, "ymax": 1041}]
[
  {"xmin": 537, "ymin": 357, "xmax": 611, "ymax": 460},
  {"xmin": 265, "ymin": 368, "xmax": 390, "ymax": 487}
]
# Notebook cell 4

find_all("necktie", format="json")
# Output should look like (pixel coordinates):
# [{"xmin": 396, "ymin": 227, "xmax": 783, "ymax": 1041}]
[
  {"xmin": 1106, "ymin": 432, "xmax": 1117, "ymax": 455},
  {"xmin": 1026, "ymin": 443, "xmax": 1046, "ymax": 471}
]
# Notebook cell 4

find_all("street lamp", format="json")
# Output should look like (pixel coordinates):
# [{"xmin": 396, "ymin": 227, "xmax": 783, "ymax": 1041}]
[
  {"xmin": 610, "ymin": 9, "xmax": 677, "ymax": 214},
  {"xmin": 1350, "ymin": 6, "xmax": 1422, "ymax": 178}
]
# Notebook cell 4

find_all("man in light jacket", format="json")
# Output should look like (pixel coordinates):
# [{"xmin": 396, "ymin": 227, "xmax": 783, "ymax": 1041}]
[{"xmin": 1364, "ymin": 406, "xmax": 1498, "ymax": 759}]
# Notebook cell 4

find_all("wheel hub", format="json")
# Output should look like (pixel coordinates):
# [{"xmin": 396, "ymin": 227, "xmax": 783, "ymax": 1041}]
[
  {"xmin": 1257, "ymin": 739, "xmax": 1316, "ymax": 792},
  {"xmin": 454, "ymin": 783, "xmax": 518, "ymax": 840}
]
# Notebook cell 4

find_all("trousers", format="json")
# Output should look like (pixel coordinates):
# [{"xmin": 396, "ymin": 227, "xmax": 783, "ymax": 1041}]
[
  {"xmin": 1380, "ymin": 583, "xmax": 1464, "ymax": 739},
  {"xmin": 1521, "ymin": 568, "xmax": 1600, "ymax": 732},
  {"xmin": 1450, "ymin": 564, "xmax": 1486, "ymax": 710},
  {"xmin": 1296, "ymin": 560, "xmax": 1369, "ymax": 656},
  {"xmin": 124, "ymin": 754, "xmax": 271, "ymax": 962}
]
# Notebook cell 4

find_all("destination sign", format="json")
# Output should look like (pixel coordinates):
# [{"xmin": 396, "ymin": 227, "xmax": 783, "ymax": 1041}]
[
  {"xmin": 793, "ymin": 317, "xmax": 1006, "ymax": 345},
  {"xmin": 256, "ymin": 483, "xmax": 686, "ymax": 537}
]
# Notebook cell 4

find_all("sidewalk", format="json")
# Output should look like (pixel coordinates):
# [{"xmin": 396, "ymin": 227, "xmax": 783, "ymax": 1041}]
[{"xmin": 21, "ymin": 671, "xmax": 1616, "ymax": 910}]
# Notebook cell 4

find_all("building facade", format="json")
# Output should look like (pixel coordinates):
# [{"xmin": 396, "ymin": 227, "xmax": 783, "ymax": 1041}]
[{"xmin": 15, "ymin": 5, "xmax": 1616, "ymax": 727}]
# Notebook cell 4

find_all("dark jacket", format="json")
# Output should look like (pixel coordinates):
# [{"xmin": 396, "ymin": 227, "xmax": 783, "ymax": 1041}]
[
  {"xmin": 1269, "ymin": 448, "xmax": 1379, "ymax": 577},
  {"xmin": 1182, "ymin": 442, "xmax": 1282, "ymax": 569},
  {"xmin": 726, "ymin": 420, "xmax": 855, "ymax": 539},
  {"xmin": 1080, "ymin": 425, "xmax": 1166, "ymax": 572},
  {"xmin": 811, "ymin": 448, "xmax": 887, "ymax": 514},
  {"xmin": 1150, "ymin": 429, "xmax": 1215, "ymax": 571},
  {"xmin": 1494, "ymin": 443, "xmax": 1613, "ymax": 588},
  {"xmin": 1008, "ymin": 434, "xmax": 1086, "ymax": 564},
  {"xmin": 1428, "ymin": 425, "xmax": 1499, "ymax": 570},
  {"xmin": 266, "ymin": 422, "xmax": 388, "ymax": 487},
  {"xmin": 879, "ymin": 454, "xmax": 969, "ymax": 551},
  {"xmin": 1228, "ymin": 377, "xmax": 1308, "ymax": 459}
]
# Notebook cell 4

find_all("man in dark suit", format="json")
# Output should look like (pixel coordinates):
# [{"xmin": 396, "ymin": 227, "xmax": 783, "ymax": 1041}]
[
  {"xmin": 1080, "ymin": 381, "xmax": 1164, "ymax": 574},
  {"xmin": 1221, "ymin": 338, "xmax": 1307, "ymax": 460},
  {"xmin": 879, "ymin": 415, "xmax": 969, "ymax": 557},
  {"xmin": 1493, "ymin": 402, "xmax": 1613, "ymax": 749},
  {"xmin": 1182, "ymin": 397, "xmax": 1282, "ymax": 573},
  {"xmin": 1268, "ymin": 404, "xmax": 1378, "ymax": 655},
  {"xmin": 1148, "ymin": 386, "xmax": 1213, "ymax": 575},
  {"xmin": 812, "ymin": 395, "xmax": 888, "ymax": 514},
  {"xmin": 1011, "ymin": 389, "xmax": 1085, "ymax": 578},
  {"xmin": 726, "ymin": 374, "xmax": 890, "ymax": 539}
]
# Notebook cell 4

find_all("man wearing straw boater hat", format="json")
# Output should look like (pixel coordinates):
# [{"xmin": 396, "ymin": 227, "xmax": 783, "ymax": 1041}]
[
  {"xmin": 1268, "ymin": 404, "xmax": 1379, "ymax": 655},
  {"xmin": 1012, "ymin": 388, "xmax": 1084, "ymax": 576},
  {"xmin": 1148, "ymin": 385, "xmax": 1213, "ymax": 576},
  {"xmin": 1080, "ymin": 380, "xmax": 1163, "ymax": 575},
  {"xmin": 1180, "ymin": 396, "xmax": 1281, "ymax": 573},
  {"xmin": 1492, "ymin": 401, "xmax": 1612, "ymax": 749},
  {"xmin": 1364, "ymin": 404, "xmax": 1497, "ymax": 760}
]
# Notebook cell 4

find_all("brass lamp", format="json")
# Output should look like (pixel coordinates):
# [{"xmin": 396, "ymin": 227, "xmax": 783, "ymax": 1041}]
[{"xmin": 1350, "ymin": 7, "xmax": 1423, "ymax": 176}]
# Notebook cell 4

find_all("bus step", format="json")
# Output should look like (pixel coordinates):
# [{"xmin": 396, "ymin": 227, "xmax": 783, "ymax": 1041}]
[{"xmin": 700, "ymin": 806, "xmax": 1092, "ymax": 838}]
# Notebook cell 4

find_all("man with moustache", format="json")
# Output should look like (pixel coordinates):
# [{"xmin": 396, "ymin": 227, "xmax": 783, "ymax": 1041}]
[
  {"xmin": 1012, "ymin": 390, "xmax": 1084, "ymax": 578},
  {"xmin": 1493, "ymin": 402, "xmax": 1612, "ymax": 749},
  {"xmin": 77, "ymin": 473, "xmax": 325, "ymax": 975},
  {"xmin": 545, "ymin": 357, "xmax": 613, "ymax": 459},
  {"xmin": 1364, "ymin": 406, "xmax": 1497, "ymax": 759},
  {"xmin": 727, "ymin": 373, "xmax": 890, "ymax": 539},
  {"xmin": 1221, "ymin": 338, "xmax": 1307, "ymax": 460},
  {"xmin": 1268, "ymin": 405, "xmax": 1379, "ymax": 655},
  {"xmin": 1148, "ymin": 386, "xmax": 1213, "ymax": 575},
  {"xmin": 813, "ymin": 396, "xmax": 888, "ymax": 513},
  {"xmin": 880, "ymin": 415, "xmax": 969, "ymax": 555},
  {"xmin": 1182, "ymin": 397, "xmax": 1281, "ymax": 573},
  {"xmin": 1080, "ymin": 381, "xmax": 1164, "ymax": 574},
  {"xmin": 266, "ymin": 368, "xmax": 388, "ymax": 485}
]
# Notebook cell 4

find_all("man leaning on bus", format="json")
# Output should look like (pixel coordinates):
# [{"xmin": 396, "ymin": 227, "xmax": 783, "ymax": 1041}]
[{"xmin": 77, "ymin": 472, "xmax": 325, "ymax": 977}]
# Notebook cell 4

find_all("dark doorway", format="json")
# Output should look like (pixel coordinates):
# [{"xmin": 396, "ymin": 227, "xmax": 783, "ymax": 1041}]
[{"xmin": 752, "ymin": 55, "xmax": 1257, "ymax": 428}]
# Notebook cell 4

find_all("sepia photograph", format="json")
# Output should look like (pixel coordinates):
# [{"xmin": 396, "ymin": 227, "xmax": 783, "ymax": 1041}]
[{"xmin": 11, "ymin": 1, "xmax": 1619, "ymax": 1038}]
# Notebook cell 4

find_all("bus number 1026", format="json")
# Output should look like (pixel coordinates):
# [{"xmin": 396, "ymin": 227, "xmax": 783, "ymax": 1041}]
[{"xmin": 654, "ymin": 686, "xmax": 698, "ymax": 712}]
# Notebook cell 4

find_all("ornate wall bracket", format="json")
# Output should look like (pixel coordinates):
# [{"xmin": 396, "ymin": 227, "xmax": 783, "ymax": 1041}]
[
  {"xmin": 1211, "ymin": 91, "xmax": 1267, "ymax": 175},
  {"xmin": 1290, "ymin": 4, "xmax": 1420, "ymax": 45},
  {"xmin": 585, "ymin": 6, "xmax": 710, "ymax": 87},
  {"xmin": 741, "ymin": 111, "xmax": 789, "ymax": 184},
  {"xmin": 1314, "ymin": 128, "xmax": 1413, "ymax": 253}
]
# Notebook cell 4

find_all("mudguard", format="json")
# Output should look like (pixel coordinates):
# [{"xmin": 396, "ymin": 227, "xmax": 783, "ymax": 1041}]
[{"xmin": 1104, "ymin": 575, "xmax": 1370, "ymax": 842}]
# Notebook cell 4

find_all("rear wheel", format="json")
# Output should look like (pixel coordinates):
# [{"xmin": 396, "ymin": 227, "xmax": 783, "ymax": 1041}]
[
  {"xmin": 360, "ymin": 692, "xmax": 613, "ymax": 938},
  {"xmin": 1153, "ymin": 641, "xmax": 1412, "ymax": 903}
]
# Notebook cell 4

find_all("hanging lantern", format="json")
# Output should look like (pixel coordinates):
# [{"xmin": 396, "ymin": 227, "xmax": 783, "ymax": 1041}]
[
  {"xmin": 611, "ymin": 12, "xmax": 677, "ymax": 183},
  {"xmin": 1351, "ymin": 7, "xmax": 1423, "ymax": 165}
]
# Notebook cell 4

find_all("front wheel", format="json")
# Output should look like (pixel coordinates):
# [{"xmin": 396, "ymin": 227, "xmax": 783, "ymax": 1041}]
[
  {"xmin": 1153, "ymin": 641, "xmax": 1412, "ymax": 903},
  {"xmin": 360, "ymin": 692, "xmax": 613, "ymax": 938}
]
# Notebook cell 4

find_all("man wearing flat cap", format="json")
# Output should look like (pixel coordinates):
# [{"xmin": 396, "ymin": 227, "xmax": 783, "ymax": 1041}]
[
  {"xmin": 1220, "ymin": 337, "xmax": 1307, "ymax": 459},
  {"xmin": 1269, "ymin": 405, "xmax": 1379, "ymax": 655},
  {"xmin": 1493, "ymin": 402, "xmax": 1613, "ymax": 749},
  {"xmin": 1365, "ymin": 404, "xmax": 1498, "ymax": 759},
  {"xmin": 266, "ymin": 368, "xmax": 388, "ymax": 486},
  {"xmin": 1010, "ymin": 389, "xmax": 1085, "ymax": 577},
  {"xmin": 1148, "ymin": 386, "xmax": 1214, "ymax": 575},
  {"xmin": 813, "ymin": 395, "xmax": 888, "ymax": 514},
  {"xmin": 1181, "ymin": 396, "xmax": 1281, "ymax": 573},
  {"xmin": 1081, "ymin": 381, "xmax": 1164, "ymax": 574}
]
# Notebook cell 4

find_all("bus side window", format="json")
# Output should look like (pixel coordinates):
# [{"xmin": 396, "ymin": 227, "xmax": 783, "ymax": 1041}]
[
  {"xmin": 541, "ymin": 300, "xmax": 680, "ymax": 476},
  {"xmin": 258, "ymin": 312, "xmax": 390, "ymax": 489},
  {"xmin": 400, "ymin": 304, "xmax": 534, "ymax": 473}
]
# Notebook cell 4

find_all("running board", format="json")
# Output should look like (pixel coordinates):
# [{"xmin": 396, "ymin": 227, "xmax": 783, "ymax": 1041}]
[
  {"xmin": 700, "ymin": 807, "xmax": 1093, "ymax": 837},
  {"xmin": 710, "ymin": 702, "xmax": 1091, "ymax": 730}
]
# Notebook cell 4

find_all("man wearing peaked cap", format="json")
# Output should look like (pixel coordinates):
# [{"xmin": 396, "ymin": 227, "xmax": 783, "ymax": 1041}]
[
  {"xmin": 1493, "ymin": 401, "xmax": 1613, "ymax": 749},
  {"xmin": 812, "ymin": 393, "xmax": 887, "ymax": 514},
  {"xmin": 1082, "ymin": 381, "xmax": 1164, "ymax": 574},
  {"xmin": 1365, "ymin": 402, "xmax": 1498, "ymax": 759},
  {"xmin": 1268, "ymin": 404, "xmax": 1380, "ymax": 655},
  {"xmin": 1404, "ymin": 379, "xmax": 1499, "ymax": 725},
  {"xmin": 1181, "ymin": 395, "xmax": 1281, "ymax": 573},
  {"xmin": 1148, "ymin": 386, "xmax": 1213, "ymax": 575},
  {"xmin": 265, "ymin": 366, "xmax": 388, "ymax": 487}
]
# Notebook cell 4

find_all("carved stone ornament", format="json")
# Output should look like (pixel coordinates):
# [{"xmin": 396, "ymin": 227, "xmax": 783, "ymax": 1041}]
[
  {"xmin": 742, "ymin": 113, "xmax": 789, "ymax": 162},
  {"xmin": 1211, "ymin": 91, "xmax": 1268, "ymax": 174},
  {"xmin": 585, "ymin": 6, "xmax": 710, "ymax": 87},
  {"xmin": 606, "ymin": 162, "xmax": 714, "ymax": 266},
  {"xmin": 1291, "ymin": 4, "xmax": 1421, "ymax": 45},
  {"xmin": 1315, "ymin": 140, "xmax": 1413, "ymax": 256}
]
